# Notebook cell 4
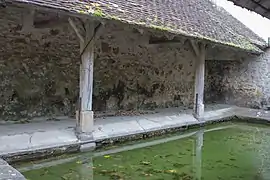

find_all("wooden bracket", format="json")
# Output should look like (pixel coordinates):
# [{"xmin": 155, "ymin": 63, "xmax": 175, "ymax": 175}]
[
  {"xmin": 68, "ymin": 18, "xmax": 85, "ymax": 43},
  {"xmin": 190, "ymin": 40, "xmax": 200, "ymax": 57},
  {"xmin": 69, "ymin": 17, "xmax": 103, "ymax": 55},
  {"xmin": 80, "ymin": 22, "xmax": 102, "ymax": 56},
  {"xmin": 190, "ymin": 40, "xmax": 206, "ymax": 57},
  {"xmin": 149, "ymin": 36, "xmax": 186, "ymax": 45},
  {"xmin": 93, "ymin": 22, "xmax": 103, "ymax": 40},
  {"xmin": 165, "ymin": 33, "xmax": 175, "ymax": 41}
]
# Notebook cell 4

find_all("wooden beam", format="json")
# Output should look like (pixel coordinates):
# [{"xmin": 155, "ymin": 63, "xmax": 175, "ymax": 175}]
[
  {"xmin": 190, "ymin": 40, "xmax": 200, "ymax": 57},
  {"xmin": 93, "ymin": 22, "xmax": 103, "ymax": 40},
  {"xmin": 149, "ymin": 39, "xmax": 182, "ymax": 45},
  {"xmin": 164, "ymin": 33, "xmax": 175, "ymax": 41},
  {"xmin": 21, "ymin": 8, "xmax": 67, "ymax": 30},
  {"xmin": 80, "ymin": 22, "xmax": 102, "ymax": 56},
  {"xmin": 34, "ymin": 16, "xmax": 67, "ymax": 29},
  {"xmin": 69, "ymin": 18, "xmax": 85, "ymax": 43},
  {"xmin": 149, "ymin": 36, "xmax": 185, "ymax": 45},
  {"xmin": 69, "ymin": 19, "xmax": 86, "ymax": 131},
  {"xmin": 11, "ymin": 1, "xmax": 106, "ymax": 28}
]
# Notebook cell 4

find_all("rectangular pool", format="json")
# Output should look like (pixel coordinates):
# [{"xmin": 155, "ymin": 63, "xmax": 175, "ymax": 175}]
[{"xmin": 18, "ymin": 122, "xmax": 270, "ymax": 180}]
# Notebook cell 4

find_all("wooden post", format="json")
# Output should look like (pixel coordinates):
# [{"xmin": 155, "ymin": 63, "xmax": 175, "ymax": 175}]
[
  {"xmin": 69, "ymin": 18, "xmax": 96, "ymax": 140},
  {"xmin": 79, "ymin": 21, "xmax": 95, "ymax": 135},
  {"xmin": 191, "ymin": 41, "xmax": 206, "ymax": 119}
]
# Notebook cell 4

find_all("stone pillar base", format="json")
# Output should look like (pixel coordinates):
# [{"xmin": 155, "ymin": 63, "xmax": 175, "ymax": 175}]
[
  {"xmin": 80, "ymin": 142, "xmax": 96, "ymax": 152},
  {"xmin": 76, "ymin": 111, "xmax": 94, "ymax": 141},
  {"xmin": 77, "ymin": 132, "xmax": 94, "ymax": 141}
]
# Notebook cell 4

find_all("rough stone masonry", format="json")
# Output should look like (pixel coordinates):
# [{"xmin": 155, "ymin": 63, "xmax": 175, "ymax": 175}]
[
  {"xmin": 0, "ymin": 6, "xmax": 197, "ymax": 121},
  {"xmin": 207, "ymin": 49, "xmax": 270, "ymax": 109},
  {"xmin": 0, "ymin": 6, "xmax": 269, "ymax": 122}
]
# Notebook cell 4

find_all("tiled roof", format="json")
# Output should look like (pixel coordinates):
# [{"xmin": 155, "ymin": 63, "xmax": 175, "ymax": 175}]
[{"xmin": 8, "ymin": 0, "xmax": 267, "ymax": 53}]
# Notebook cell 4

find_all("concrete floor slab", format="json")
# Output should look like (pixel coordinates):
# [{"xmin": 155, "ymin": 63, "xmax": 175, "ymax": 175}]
[
  {"xmin": 30, "ymin": 129, "xmax": 77, "ymax": 148},
  {"xmin": 0, "ymin": 134, "xmax": 31, "ymax": 154},
  {"xmin": 136, "ymin": 118, "xmax": 162, "ymax": 132},
  {"xmin": 96, "ymin": 119, "xmax": 144, "ymax": 138}
]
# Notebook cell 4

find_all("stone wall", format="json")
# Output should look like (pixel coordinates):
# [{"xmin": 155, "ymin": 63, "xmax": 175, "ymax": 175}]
[
  {"xmin": 94, "ymin": 25, "xmax": 196, "ymax": 112},
  {"xmin": 3, "ymin": 6, "xmax": 267, "ymax": 121},
  {"xmin": 0, "ymin": 6, "xmax": 197, "ymax": 121},
  {"xmin": 206, "ymin": 50, "xmax": 270, "ymax": 108}
]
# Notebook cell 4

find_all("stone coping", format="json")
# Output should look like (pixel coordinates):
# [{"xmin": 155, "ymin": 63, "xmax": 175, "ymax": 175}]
[{"xmin": 0, "ymin": 158, "xmax": 26, "ymax": 180}]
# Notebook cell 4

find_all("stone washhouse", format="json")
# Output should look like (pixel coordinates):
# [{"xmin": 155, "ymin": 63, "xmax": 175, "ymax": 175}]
[{"xmin": 0, "ymin": 0, "xmax": 269, "ymax": 141}]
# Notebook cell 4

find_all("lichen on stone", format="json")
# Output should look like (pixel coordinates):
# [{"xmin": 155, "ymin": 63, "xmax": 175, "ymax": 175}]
[
  {"xmin": 149, "ymin": 24, "xmax": 171, "ymax": 31},
  {"xmin": 93, "ymin": 7, "xmax": 105, "ymax": 17},
  {"xmin": 71, "ymin": 1, "xmax": 264, "ymax": 54}
]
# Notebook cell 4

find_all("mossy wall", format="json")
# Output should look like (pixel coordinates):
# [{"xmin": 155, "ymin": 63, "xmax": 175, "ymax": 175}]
[
  {"xmin": 0, "ymin": 7, "xmax": 197, "ymax": 121},
  {"xmin": 2, "ymin": 6, "xmax": 266, "ymax": 122},
  {"xmin": 206, "ymin": 52, "xmax": 270, "ymax": 108}
]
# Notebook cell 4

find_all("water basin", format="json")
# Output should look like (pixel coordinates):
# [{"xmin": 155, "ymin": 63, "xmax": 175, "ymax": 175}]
[{"xmin": 18, "ymin": 122, "xmax": 270, "ymax": 180}]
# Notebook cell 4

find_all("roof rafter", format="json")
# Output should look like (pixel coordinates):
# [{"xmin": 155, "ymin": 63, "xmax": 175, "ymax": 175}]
[{"xmin": 6, "ymin": 0, "xmax": 267, "ymax": 53}]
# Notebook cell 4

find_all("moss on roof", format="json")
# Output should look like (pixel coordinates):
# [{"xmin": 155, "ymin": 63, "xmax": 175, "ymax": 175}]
[{"xmin": 10, "ymin": 0, "xmax": 267, "ymax": 53}]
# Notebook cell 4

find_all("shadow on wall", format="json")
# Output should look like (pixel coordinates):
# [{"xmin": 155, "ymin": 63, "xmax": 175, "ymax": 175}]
[
  {"xmin": 205, "ymin": 60, "xmax": 225, "ymax": 104},
  {"xmin": 205, "ymin": 49, "xmax": 270, "ymax": 109}
]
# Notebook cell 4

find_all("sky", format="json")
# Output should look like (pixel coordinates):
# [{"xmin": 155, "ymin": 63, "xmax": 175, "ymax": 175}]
[{"xmin": 212, "ymin": 0, "xmax": 270, "ymax": 42}]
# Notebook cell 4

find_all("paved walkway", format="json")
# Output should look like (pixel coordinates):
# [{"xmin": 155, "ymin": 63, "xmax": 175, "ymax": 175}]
[
  {"xmin": 0, "ymin": 104, "xmax": 269, "ymax": 158},
  {"xmin": 0, "ymin": 159, "xmax": 25, "ymax": 180}
]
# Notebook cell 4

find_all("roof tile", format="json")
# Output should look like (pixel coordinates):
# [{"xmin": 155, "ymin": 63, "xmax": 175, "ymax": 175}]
[{"xmin": 8, "ymin": 0, "xmax": 267, "ymax": 53}]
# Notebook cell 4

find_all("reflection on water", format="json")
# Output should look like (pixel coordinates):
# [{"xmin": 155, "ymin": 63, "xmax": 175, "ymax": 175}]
[
  {"xmin": 194, "ymin": 130, "xmax": 203, "ymax": 180},
  {"xmin": 77, "ymin": 156, "xmax": 93, "ymax": 180},
  {"xmin": 19, "ymin": 123, "xmax": 270, "ymax": 180}
]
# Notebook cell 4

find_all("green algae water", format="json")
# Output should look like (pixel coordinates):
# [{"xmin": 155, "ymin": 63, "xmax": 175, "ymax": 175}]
[{"xmin": 19, "ymin": 123, "xmax": 270, "ymax": 180}]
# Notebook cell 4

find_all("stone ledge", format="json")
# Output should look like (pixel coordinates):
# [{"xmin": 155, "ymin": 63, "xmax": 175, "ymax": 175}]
[
  {"xmin": 0, "ymin": 105, "xmax": 270, "ymax": 163},
  {"xmin": 0, "ymin": 158, "xmax": 26, "ymax": 180}
]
